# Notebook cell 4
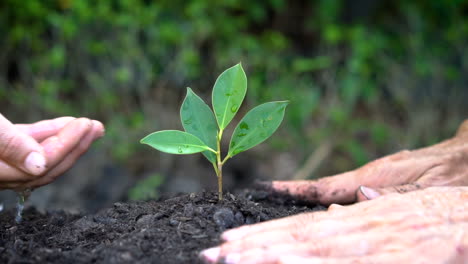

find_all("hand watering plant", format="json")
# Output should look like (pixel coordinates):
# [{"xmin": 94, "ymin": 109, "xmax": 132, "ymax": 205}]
[{"xmin": 141, "ymin": 63, "xmax": 288, "ymax": 200}]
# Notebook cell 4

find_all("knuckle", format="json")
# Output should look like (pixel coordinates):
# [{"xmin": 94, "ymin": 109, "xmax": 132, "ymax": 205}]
[
  {"xmin": 392, "ymin": 186, "xmax": 406, "ymax": 194},
  {"xmin": 436, "ymin": 152, "xmax": 464, "ymax": 168},
  {"xmin": 0, "ymin": 133, "xmax": 20, "ymax": 159},
  {"xmin": 368, "ymin": 149, "xmax": 412, "ymax": 168},
  {"xmin": 388, "ymin": 149, "xmax": 412, "ymax": 161}
]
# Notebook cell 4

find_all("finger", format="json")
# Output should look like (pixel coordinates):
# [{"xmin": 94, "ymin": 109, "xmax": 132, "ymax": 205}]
[
  {"xmin": 222, "ymin": 187, "xmax": 440, "ymax": 243},
  {"xmin": 0, "ymin": 114, "xmax": 46, "ymax": 175},
  {"xmin": 263, "ymin": 170, "xmax": 359, "ymax": 205},
  {"xmin": 0, "ymin": 158, "xmax": 33, "ymax": 182},
  {"xmin": 221, "ymin": 211, "xmax": 432, "ymax": 255},
  {"xmin": 24, "ymin": 120, "xmax": 104, "ymax": 189},
  {"xmin": 211, "ymin": 231, "xmax": 408, "ymax": 264},
  {"xmin": 357, "ymin": 184, "xmax": 425, "ymax": 201},
  {"xmin": 0, "ymin": 120, "xmax": 104, "ymax": 189},
  {"xmin": 39, "ymin": 118, "xmax": 93, "ymax": 170},
  {"xmin": 0, "ymin": 180, "xmax": 24, "ymax": 190},
  {"xmin": 15, "ymin": 117, "xmax": 76, "ymax": 142},
  {"xmin": 278, "ymin": 252, "xmax": 418, "ymax": 264},
  {"xmin": 221, "ymin": 204, "xmax": 364, "ymax": 242},
  {"xmin": 267, "ymin": 149, "xmax": 432, "ymax": 205},
  {"xmin": 214, "ymin": 217, "xmax": 456, "ymax": 264}
]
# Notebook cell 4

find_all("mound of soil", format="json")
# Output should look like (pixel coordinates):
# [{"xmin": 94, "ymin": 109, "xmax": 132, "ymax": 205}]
[{"xmin": 0, "ymin": 190, "xmax": 325, "ymax": 263}]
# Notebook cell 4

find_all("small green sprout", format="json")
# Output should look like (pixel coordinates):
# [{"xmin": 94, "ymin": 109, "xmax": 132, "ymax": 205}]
[{"xmin": 141, "ymin": 63, "xmax": 288, "ymax": 200}]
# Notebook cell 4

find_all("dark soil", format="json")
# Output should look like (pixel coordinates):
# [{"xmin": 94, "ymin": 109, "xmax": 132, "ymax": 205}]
[{"xmin": 0, "ymin": 189, "xmax": 325, "ymax": 264}]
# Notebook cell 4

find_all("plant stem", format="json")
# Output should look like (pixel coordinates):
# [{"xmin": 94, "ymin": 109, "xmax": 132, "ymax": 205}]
[
  {"xmin": 216, "ymin": 130, "xmax": 224, "ymax": 201},
  {"xmin": 217, "ymin": 160, "xmax": 222, "ymax": 201},
  {"xmin": 221, "ymin": 155, "xmax": 230, "ymax": 165}
]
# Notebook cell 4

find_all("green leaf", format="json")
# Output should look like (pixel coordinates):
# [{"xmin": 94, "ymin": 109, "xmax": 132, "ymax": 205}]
[
  {"xmin": 228, "ymin": 101, "xmax": 288, "ymax": 157},
  {"xmin": 141, "ymin": 130, "xmax": 215, "ymax": 155},
  {"xmin": 180, "ymin": 87, "xmax": 218, "ymax": 163},
  {"xmin": 212, "ymin": 63, "xmax": 247, "ymax": 130}
]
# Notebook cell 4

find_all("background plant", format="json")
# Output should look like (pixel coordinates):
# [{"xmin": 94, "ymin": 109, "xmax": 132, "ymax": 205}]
[
  {"xmin": 141, "ymin": 64, "xmax": 287, "ymax": 200},
  {"xmin": 0, "ymin": 0, "xmax": 466, "ymax": 210}
]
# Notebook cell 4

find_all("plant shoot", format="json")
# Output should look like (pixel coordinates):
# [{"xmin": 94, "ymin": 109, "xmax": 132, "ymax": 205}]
[{"xmin": 141, "ymin": 64, "xmax": 288, "ymax": 200}]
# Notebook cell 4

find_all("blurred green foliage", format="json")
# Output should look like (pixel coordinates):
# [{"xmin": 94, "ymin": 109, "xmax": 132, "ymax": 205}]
[
  {"xmin": 1, "ymin": 0, "xmax": 467, "ymax": 179},
  {"xmin": 128, "ymin": 173, "xmax": 164, "ymax": 201}
]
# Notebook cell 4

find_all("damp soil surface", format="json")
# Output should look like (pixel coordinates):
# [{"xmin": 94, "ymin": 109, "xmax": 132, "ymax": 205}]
[{"xmin": 0, "ymin": 189, "xmax": 325, "ymax": 264}]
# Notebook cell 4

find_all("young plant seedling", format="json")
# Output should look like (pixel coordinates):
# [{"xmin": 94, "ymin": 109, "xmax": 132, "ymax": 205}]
[{"xmin": 141, "ymin": 63, "xmax": 288, "ymax": 200}]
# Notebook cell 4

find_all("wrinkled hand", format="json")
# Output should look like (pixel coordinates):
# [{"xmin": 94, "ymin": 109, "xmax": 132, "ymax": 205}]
[
  {"xmin": 0, "ymin": 114, "xmax": 104, "ymax": 190},
  {"xmin": 263, "ymin": 119, "xmax": 468, "ymax": 205},
  {"xmin": 200, "ymin": 187, "xmax": 468, "ymax": 263}
]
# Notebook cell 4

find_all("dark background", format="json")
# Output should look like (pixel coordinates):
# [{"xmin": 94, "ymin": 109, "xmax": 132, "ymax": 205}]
[{"xmin": 1, "ymin": 0, "xmax": 467, "ymax": 212}]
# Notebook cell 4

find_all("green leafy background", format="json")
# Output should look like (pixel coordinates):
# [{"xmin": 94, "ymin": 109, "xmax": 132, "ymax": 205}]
[{"xmin": 0, "ymin": 0, "xmax": 467, "ymax": 211}]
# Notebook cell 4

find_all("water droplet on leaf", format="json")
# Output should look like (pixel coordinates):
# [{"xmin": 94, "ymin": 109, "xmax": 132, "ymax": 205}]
[
  {"xmin": 230, "ymin": 105, "xmax": 238, "ymax": 113},
  {"xmin": 184, "ymin": 118, "xmax": 193, "ymax": 125},
  {"xmin": 178, "ymin": 146, "xmax": 183, "ymax": 153},
  {"xmin": 237, "ymin": 133, "xmax": 247, "ymax": 137},
  {"xmin": 240, "ymin": 122, "xmax": 249, "ymax": 130}
]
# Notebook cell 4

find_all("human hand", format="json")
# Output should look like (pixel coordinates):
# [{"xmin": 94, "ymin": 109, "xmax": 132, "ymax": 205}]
[
  {"xmin": 200, "ymin": 186, "xmax": 468, "ymax": 263},
  {"xmin": 261, "ymin": 119, "xmax": 468, "ymax": 205},
  {"xmin": 0, "ymin": 115, "xmax": 104, "ymax": 190}
]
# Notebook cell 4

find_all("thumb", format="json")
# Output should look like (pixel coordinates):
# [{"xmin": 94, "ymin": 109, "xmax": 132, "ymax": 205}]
[
  {"xmin": 0, "ymin": 114, "xmax": 46, "ymax": 175},
  {"xmin": 357, "ymin": 183, "xmax": 424, "ymax": 201}
]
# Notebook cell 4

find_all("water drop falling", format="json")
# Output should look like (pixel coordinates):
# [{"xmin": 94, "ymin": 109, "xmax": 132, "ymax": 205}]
[
  {"xmin": 0, "ymin": 203, "xmax": 3, "ymax": 212},
  {"xmin": 230, "ymin": 105, "xmax": 238, "ymax": 113},
  {"xmin": 15, "ymin": 188, "xmax": 32, "ymax": 224}
]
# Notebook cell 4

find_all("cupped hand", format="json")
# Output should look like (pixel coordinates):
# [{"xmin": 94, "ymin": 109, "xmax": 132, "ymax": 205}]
[
  {"xmin": 262, "ymin": 119, "xmax": 468, "ymax": 205},
  {"xmin": 0, "ymin": 114, "xmax": 104, "ymax": 190},
  {"xmin": 200, "ymin": 186, "xmax": 468, "ymax": 263}
]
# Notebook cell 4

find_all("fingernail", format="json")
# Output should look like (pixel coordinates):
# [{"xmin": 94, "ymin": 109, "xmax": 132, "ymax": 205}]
[
  {"xmin": 199, "ymin": 247, "xmax": 220, "ymax": 263},
  {"xmin": 92, "ymin": 120, "xmax": 105, "ymax": 138},
  {"xmin": 224, "ymin": 253, "xmax": 241, "ymax": 264},
  {"xmin": 24, "ymin": 152, "xmax": 46, "ymax": 175},
  {"xmin": 359, "ymin": 186, "xmax": 381, "ymax": 200}
]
